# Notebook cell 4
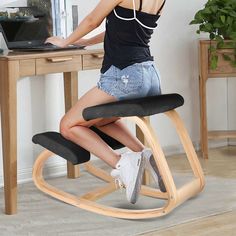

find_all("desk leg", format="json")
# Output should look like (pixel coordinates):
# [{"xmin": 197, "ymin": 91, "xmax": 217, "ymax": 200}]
[
  {"xmin": 199, "ymin": 75, "xmax": 208, "ymax": 159},
  {"xmin": 136, "ymin": 116, "xmax": 151, "ymax": 185},
  {"xmin": 63, "ymin": 71, "xmax": 80, "ymax": 178},
  {"xmin": 0, "ymin": 61, "xmax": 18, "ymax": 214}
]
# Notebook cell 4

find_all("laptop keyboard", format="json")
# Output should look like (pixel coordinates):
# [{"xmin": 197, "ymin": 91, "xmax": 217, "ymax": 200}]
[
  {"xmin": 12, "ymin": 43, "xmax": 83, "ymax": 50},
  {"xmin": 30, "ymin": 43, "xmax": 60, "ymax": 49}
]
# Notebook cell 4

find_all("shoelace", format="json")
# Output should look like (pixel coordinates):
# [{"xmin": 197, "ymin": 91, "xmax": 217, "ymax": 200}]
[{"xmin": 114, "ymin": 177, "xmax": 126, "ymax": 193}]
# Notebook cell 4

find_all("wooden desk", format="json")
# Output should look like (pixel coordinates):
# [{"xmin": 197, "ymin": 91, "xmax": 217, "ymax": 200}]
[
  {"xmin": 0, "ymin": 48, "xmax": 104, "ymax": 214},
  {"xmin": 199, "ymin": 40, "xmax": 236, "ymax": 159}
]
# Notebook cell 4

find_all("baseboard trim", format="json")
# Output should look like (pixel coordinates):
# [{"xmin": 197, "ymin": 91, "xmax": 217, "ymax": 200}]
[{"xmin": 0, "ymin": 160, "xmax": 67, "ymax": 188}]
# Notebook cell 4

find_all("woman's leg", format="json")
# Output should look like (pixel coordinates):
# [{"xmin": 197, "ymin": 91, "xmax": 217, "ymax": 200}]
[
  {"xmin": 94, "ymin": 119, "xmax": 145, "ymax": 152},
  {"xmin": 60, "ymin": 86, "xmax": 122, "ymax": 168}
]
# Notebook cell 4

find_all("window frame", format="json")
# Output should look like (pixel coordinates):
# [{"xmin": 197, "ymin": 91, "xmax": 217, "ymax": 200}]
[{"xmin": 51, "ymin": 0, "xmax": 66, "ymax": 37}]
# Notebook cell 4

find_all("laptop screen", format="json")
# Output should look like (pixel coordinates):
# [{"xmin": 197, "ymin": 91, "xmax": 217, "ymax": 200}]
[
  {"xmin": 1, "ymin": 19, "xmax": 51, "ymax": 42},
  {"xmin": 0, "ymin": 7, "xmax": 53, "ymax": 48}
]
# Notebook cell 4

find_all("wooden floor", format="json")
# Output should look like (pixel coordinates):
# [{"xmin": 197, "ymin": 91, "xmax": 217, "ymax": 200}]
[
  {"xmin": 141, "ymin": 145, "xmax": 236, "ymax": 236},
  {"xmin": 141, "ymin": 210, "xmax": 236, "ymax": 236}
]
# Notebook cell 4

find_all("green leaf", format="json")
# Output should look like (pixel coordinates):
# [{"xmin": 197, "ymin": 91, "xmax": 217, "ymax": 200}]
[
  {"xmin": 217, "ymin": 41, "xmax": 225, "ymax": 48},
  {"xmin": 210, "ymin": 55, "xmax": 218, "ymax": 70},
  {"xmin": 209, "ymin": 45, "xmax": 217, "ymax": 53},
  {"xmin": 189, "ymin": 19, "xmax": 203, "ymax": 25},
  {"xmin": 220, "ymin": 15, "xmax": 226, "ymax": 23},
  {"xmin": 199, "ymin": 24, "xmax": 207, "ymax": 32},
  {"xmin": 227, "ymin": 16, "xmax": 233, "ymax": 26},
  {"xmin": 229, "ymin": 32, "xmax": 236, "ymax": 40},
  {"xmin": 229, "ymin": 12, "xmax": 236, "ymax": 17},
  {"xmin": 213, "ymin": 22, "xmax": 223, "ymax": 28},
  {"xmin": 219, "ymin": 9, "xmax": 228, "ymax": 14},
  {"xmin": 194, "ymin": 10, "xmax": 204, "ymax": 21},
  {"xmin": 210, "ymin": 6, "xmax": 218, "ymax": 13},
  {"xmin": 222, "ymin": 54, "xmax": 232, "ymax": 61},
  {"xmin": 189, "ymin": 20, "xmax": 196, "ymax": 25},
  {"xmin": 202, "ymin": 7, "xmax": 212, "ymax": 14},
  {"xmin": 210, "ymin": 32, "xmax": 215, "ymax": 40},
  {"xmin": 205, "ymin": 23, "xmax": 213, "ymax": 31},
  {"xmin": 215, "ymin": 35, "xmax": 223, "ymax": 41}
]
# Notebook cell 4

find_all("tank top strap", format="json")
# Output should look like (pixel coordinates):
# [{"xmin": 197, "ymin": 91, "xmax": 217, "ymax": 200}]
[
  {"xmin": 138, "ymin": 0, "xmax": 143, "ymax": 12},
  {"xmin": 137, "ymin": 0, "xmax": 166, "ymax": 15},
  {"xmin": 156, "ymin": 0, "xmax": 166, "ymax": 15},
  {"xmin": 113, "ymin": 0, "xmax": 164, "ymax": 30}
]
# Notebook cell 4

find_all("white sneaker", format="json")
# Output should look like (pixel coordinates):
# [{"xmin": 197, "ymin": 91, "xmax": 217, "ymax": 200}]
[
  {"xmin": 110, "ymin": 151, "xmax": 145, "ymax": 204},
  {"xmin": 142, "ymin": 148, "xmax": 166, "ymax": 192}
]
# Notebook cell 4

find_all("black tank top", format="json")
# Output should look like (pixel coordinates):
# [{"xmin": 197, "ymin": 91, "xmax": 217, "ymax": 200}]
[{"xmin": 101, "ymin": 0, "xmax": 166, "ymax": 74}]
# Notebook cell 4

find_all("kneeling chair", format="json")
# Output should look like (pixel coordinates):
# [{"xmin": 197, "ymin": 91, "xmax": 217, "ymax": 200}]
[{"xmin": 32, "ymin": 93, "xmax": 205, "ymax": 219}]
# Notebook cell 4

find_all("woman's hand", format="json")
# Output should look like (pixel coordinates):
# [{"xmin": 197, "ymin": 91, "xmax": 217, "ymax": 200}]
[{"xmin": 45, "ymin": 36, "xmax": 68, "ymax": 48}]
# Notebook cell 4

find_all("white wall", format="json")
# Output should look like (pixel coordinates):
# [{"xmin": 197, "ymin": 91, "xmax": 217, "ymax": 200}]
[
  {"xmin": 65, "ymin": 0, "xmax": 105, "ymax": 37},
  {"xmin": 0, "ymin": 0, "xmax": 27, "ymax": 8},
  {"xmin": 1, "ymin": 0, "xmax": 236, "ymax": 187}
]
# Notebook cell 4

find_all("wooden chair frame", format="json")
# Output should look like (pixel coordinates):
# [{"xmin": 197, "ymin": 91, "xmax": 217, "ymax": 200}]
[{"xmin": 32, "ymin": 109, "xmax": 205, "ymax": 219}]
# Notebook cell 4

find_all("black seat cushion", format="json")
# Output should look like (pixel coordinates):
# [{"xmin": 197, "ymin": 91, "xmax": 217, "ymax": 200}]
[
  {"xmin": 32, "ymin": 127, "xmax": 124, "ymax": 165},
  {"xmin": 82, "ymin": 93, "xmax": 184, "ymax": 121},
  {"xmin": 32, "ymin": 132, "xmax": 90, "ymax": 165},
  {"xmin": 90, "ymin": 126, "xmax": 124, "ymax": 149}
]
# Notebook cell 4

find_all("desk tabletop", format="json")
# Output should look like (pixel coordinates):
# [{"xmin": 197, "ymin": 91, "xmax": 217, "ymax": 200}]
[{"xmin": 0, "ymin": 47, "xmax": 104, "ymax": 61}]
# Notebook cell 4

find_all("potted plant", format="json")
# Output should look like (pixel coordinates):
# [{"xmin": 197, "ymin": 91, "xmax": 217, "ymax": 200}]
[{"xmin": 190, "ymin": 0, "xmax": 236, "ymax": 69}]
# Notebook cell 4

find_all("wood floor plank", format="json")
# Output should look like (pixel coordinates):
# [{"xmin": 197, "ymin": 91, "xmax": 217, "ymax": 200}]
[{"xmin": 140, "ymin": 210, "xmax": 236, "ymax": 236}]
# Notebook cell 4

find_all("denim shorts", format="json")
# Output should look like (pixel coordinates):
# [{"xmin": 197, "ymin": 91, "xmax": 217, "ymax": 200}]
[{"xmin": 97, "ymin": 61, "xmax": 162, "ymax": 101}]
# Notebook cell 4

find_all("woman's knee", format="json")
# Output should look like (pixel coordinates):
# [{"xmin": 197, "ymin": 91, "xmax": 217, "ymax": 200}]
[
  {"xmin": 59, "ymin": 118, "xmax": 72, "ymax": 139},
  {"xmin": 59, "ymin": 116, "xmax": 93, "ymax": 139}
]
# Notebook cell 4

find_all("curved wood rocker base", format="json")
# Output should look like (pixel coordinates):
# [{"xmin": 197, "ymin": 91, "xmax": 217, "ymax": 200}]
[
  {"xmin": 33, "ymin": 151, "xmax": 171, "ymax": 219},
  {"xmin": 32, "ymin": 110, "xmax": 205, "ymax": 219}
]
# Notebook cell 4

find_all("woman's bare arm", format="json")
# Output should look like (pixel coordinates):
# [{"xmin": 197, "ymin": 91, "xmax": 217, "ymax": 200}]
[
  {"xmin": 73, "ymin": 31, "xmax": 105, "ymax": 46},
  {"xmin": 46, "ymin": 0, "xmax": 122, "ymax": 47}
]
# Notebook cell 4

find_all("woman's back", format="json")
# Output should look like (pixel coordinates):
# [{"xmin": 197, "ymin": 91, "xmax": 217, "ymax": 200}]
[
  {"xmin": 101, "ymin": 0, "xmax": 166, "ymax": 73},
  {"xmin": 119, "ymin": 0, "xmax": 165, "ymax": 15}
]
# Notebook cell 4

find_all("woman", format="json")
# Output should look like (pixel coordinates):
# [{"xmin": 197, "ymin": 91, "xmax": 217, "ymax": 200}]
[{"xmin": 45, "ymin": 0, "xmax": 166, "ymax": 204}]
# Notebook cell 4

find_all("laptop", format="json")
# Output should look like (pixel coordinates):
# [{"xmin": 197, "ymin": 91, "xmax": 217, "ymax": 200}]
[{"xmin": 0, "ymin": 10, "xmax": 84, "ymax": 51}]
